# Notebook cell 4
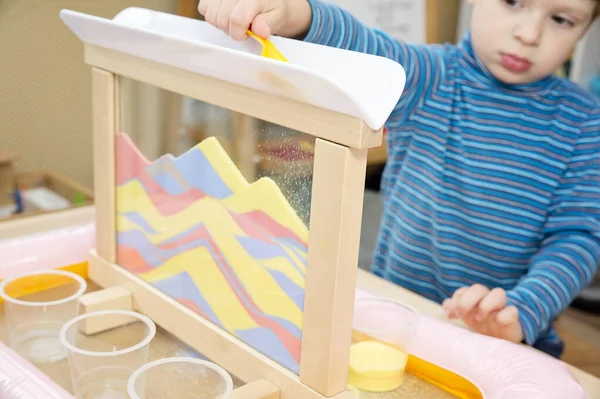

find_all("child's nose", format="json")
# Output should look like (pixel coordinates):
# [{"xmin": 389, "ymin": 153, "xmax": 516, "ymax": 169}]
[{"xmin": 513, "ymin": 18, "xmax": 544, "ymax": 46}]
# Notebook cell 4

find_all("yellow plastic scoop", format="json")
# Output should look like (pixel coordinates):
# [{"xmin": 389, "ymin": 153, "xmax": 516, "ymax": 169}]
[{"xmin": 247, "ymin": 30, "xmax": 289, "ymax": 62}]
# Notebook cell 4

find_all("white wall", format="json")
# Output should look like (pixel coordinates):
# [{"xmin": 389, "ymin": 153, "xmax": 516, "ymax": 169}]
[
  {"xmin": 324, "ymin": 0, "xmax": 427, "ymax": 43},
  {"xmin": 571, "ymin": 19, "xmax": 600, "ymax": 92}
]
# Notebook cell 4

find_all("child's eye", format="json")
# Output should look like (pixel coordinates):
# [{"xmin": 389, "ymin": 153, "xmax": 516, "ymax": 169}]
[
  {"xmin": 552, "ymin": 15, "xmax": 574, "ymax": 27},
  {"xmin": 502, "ymin": 0, "xmax": 520, "ymax": 7}
]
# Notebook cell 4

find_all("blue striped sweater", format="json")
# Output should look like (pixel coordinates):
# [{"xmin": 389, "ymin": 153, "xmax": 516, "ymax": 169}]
[{"xmin": 304, "ymin": 0, "xmax": 600, "ymax": 355}]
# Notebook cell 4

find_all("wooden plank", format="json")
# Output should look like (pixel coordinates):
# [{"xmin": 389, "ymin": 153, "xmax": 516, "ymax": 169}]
[
  {"xmin": 87, "ymin": 250, "xmax": 357, "ymax": 399},
  {"xmin": 91, "ymin": 68, "xmax": 117, "ymax": 262},
  {"xmin": 230, "ymin": 379, "xmax": 280, "ymax": 399},
  {"xmin": 84, "ymin": 45, "xmax": 382, "ymax": 150},
  {"xmin": 299, "ymin": 139, "xmax": 368, "ymax": 396}
]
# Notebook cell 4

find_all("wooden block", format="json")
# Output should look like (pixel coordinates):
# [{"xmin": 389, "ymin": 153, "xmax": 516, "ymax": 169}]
[
  {"xmin": 230, "ymin": 379, "xmax": 280, "ymax": 399},
  {"xmin": 78, "ymin": 286, "xmax": 133, "ymax": 334}
]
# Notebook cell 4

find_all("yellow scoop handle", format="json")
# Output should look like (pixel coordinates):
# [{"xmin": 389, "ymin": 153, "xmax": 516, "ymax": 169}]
[{"xmin": 247, "ymin": 30, "xmax": 289, "ymax": 62}]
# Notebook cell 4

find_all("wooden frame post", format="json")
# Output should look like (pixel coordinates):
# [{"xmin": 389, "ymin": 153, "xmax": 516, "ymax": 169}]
[
  {"xmin": 299, "ymin": 139, "xmax": 368, "ymax": 396},
  {"xmin": 91, "ymin": 68, "xmax": 118, "ymax": 262}
]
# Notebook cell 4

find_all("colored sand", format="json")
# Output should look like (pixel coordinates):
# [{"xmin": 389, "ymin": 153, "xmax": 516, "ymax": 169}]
[{"xmin": 348, "ymin": 340, "xmax": 408, "ymax": 392}]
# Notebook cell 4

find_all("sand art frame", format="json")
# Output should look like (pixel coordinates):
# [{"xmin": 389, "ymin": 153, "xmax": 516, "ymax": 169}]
[{"xmin": 60, "ymin": 6, "xmax": 406, "ymax": 399}]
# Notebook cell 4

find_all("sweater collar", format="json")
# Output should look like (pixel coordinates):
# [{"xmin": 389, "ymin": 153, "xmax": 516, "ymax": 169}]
[{"xmin": 457, "ymin": 31, "xmax": 559, "ymax": 96}]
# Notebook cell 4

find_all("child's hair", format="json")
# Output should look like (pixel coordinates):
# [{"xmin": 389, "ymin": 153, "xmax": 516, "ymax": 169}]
[{"xmin": 595, "ymin": 1, "xmax": 600, "ymax": 19}]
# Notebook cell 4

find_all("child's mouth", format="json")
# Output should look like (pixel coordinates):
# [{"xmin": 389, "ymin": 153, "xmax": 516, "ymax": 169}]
[{"xmin": 500, "ymin": 53, "xmax": 532, "ymax": 73}]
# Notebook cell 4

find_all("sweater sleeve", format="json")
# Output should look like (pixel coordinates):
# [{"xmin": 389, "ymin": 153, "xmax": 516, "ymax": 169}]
[
  {"xmin": 506, "ymin": 110, "xmax": 600, "ymax": 346},
  {"xmin": 303, "ymin": 0, "xmax": 445, "ymax": 123}
]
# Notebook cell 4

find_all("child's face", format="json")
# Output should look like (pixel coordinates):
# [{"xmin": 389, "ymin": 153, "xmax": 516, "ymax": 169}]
[{"xmin": 467, "ymin": 0, "xmax": 596, "ymax": 84}]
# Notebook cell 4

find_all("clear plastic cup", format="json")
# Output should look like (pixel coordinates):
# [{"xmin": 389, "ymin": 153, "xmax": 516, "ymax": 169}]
[
  {"xmin": 127, "ymin": 357, "xmax": 234, "ymax": 399},
  {"xmin": 349, "ymin": 297, "xmax": 419, "ymax": 392},
  {"xmin": 0, "ymin": 269, "xmax": 87, "ymax": 363},
  {"xmin": 59, "ymin": 310, "xmax": 156, "ymax": 399}
]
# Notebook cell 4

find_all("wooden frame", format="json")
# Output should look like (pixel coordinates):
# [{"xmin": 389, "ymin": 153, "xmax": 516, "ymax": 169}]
[
  {"xmin": 86, "ymin": 63, "xmax": 367, "ymax": 399},
  {"xmin": 61, "ymin": 7, "xmax": 405, "ymax": 399}
]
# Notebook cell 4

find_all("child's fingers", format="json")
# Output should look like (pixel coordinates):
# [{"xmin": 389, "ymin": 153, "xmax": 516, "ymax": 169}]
[
  {"xmin": 444, "ymin": 287, "xmax": 467, "ymax": 318},
  {"xmin": 204, "ymin": 0, "xmax": 223, "ymax": 27},
  {"xmin": 496, "ymin": 305, "xmax": 519, "ymax": 326},
  {"xmin": 251, "ymin": 10, "xmax": 279, "ymax": 38},
  {"xmin": 442, "ymin": 298, "xmax": 459, "ymax": 318},
  {"xmin": 476, "ymin": 288, "xmax": 506, "ymax": 321},
  {"xmin": 216, "ymin": 0, "xmax": 241, "ymax": 32},
  {"xmin": 457, "ymin": 284, "xmax": 489, "ymax": 316},
  {"xmin": 198, "ymin": 0, "xmax": 211, "ymax": 16},
  {"xmin": 451, "ymin": 286, "xmax": 468, "ymax": 303},
  {"xmin": 230, "ymin": 0, "xmax": 265, "ymax": 40},
  {"xmin": 452, "ymin": 286, "xmax": 468, "ymax": 298}
]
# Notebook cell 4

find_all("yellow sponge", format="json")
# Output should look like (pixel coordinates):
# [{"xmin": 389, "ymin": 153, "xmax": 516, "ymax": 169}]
[{"xmin": 348, "ymin": 340, "xmax": 408, "ymax": 392}]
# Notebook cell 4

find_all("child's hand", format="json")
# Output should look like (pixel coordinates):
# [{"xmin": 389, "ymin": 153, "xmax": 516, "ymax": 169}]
[
  {"xmin": 197, "ymin": 0, "xmax": 312, "ymax": 41},
  {"xmin": 442, "ymin": 284, "xmax": 524, "ymax": 344}
]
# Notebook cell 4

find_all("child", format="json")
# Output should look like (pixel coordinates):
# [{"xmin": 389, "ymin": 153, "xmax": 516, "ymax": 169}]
[{"xmin": 198, "ymin": 0, "xmax": 600, "ymax": 358}]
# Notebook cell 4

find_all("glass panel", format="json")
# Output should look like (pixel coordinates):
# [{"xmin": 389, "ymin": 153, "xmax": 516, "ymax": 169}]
[{"xmin": 115, "ymin": 81, "xmax": 313, "ymax": 374}]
